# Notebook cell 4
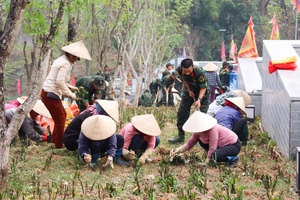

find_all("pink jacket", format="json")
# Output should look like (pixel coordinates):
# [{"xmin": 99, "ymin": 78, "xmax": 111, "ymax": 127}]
[
  {"xmin": 184, "ymin": 124, "xmax": 238, "ymax": 158},
  {"xmin": 119, "ymin": 123, "xmax": 156, "ymax": 150}
]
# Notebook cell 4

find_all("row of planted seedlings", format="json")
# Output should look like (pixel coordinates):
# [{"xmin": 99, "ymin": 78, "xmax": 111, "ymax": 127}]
[{"xmin": 3, "ymin": 111, "xmax": 296, "ymax": 199}]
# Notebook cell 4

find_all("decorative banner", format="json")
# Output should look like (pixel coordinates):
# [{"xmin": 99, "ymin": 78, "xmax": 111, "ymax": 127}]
[
  {"xmin": 221, "ymin": 41, "xmax": 226, "ymax": 61},
  {"xmin": 238, "ymin": 16, "xmax": 258, "ymax": 58},
  {"xmin": 17, "ymin": 77, "xmax": 22, "ymax": 96},
  {"xmin": 292, "ymin": 0, "xmax": 300, "ymax": 13},
  {"xmin": 229, "ymin": 35, "xmax": 237, "ymax": 62},
  {"xmin": 269, "ymin": 14, "xmax": 280, "ymax": 40}
]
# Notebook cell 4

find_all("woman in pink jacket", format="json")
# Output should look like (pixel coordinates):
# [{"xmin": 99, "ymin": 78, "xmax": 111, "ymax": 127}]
[{"xmin": 171, "ymin": 111, "xmax": 241, "ymax": 167}]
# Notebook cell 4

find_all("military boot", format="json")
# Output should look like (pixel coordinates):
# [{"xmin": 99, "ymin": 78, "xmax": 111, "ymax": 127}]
[{"xmin": 168, "ymin": 130, "xmax": 185, "ymax": 144}]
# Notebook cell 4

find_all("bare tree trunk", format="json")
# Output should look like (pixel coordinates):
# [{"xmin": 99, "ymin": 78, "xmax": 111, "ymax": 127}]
[{"xmin": 67, "ymin": 0, "xmax": 81, "ymax": 42}]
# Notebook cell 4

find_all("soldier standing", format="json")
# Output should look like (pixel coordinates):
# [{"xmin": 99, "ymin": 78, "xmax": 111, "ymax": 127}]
[
  {"xmin": 156, "ymin": 72, "xmax": 176, "ymax": 107},
  {"xmin": 168, "ymin": 58, "xmax": 210, "ymax": 144}
]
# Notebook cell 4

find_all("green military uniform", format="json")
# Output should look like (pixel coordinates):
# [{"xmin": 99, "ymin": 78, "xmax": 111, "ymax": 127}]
[
  {"xmin": 149, "ymin": 78, "xmax": 161, "ymax": 103},
  {"xmin": 75, "ymin": 75, "xmax": 106, "ymax": 112},
  {"xmin": 138, "ymin": 90, "xmax": 153, "ymax": 107},
  {"xmin": 169, "ymin": 66, "xmax": 210, "ymax": 143},
  {"xmin": 156, "ymin": 73, "xmax": 175, "ymax": 107},
  {"xmin": 162, "ymin": 70, "xmax": 171, "ymax": 78}
]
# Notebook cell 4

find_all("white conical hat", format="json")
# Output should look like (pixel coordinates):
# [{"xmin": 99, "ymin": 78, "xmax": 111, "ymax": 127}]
[
  {"xmin": 81, "ymin": 115, "xmax": 116, "ymax": 140},
  {"xmin": 233, "ymin": 90, "xmax": 251, "ymax": 106},
  {"xmin": 96, "ymin": 100, "xmax": 119, "ymax": 123},
  {"xmin": 225, "ymin": 97, "xmax": 246, "ymax": 115},
  {"xmin": 131, "ymin": 114, "xmax": 161, "ymax": 136},
  {"xmin": 61, "ymin": 40, "xmax": 92, "ymax": 60},
  {"xmin": 17, "ymin": 97, "xmax": 52, "ymax": 119},
  {"xmin": 183, "ymin": 111, "xmax": 217, "ymax": 133},
  {"xmin": 203, "ymin": 62, "xmax": 218, "ymax": 71}
]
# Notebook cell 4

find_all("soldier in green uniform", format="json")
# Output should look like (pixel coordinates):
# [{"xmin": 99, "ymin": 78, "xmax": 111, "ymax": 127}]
[
  {"xmin": 75, "ymin": 75, "xmax": 106, "ymax": 112},
  {"xmin": 149, "ymin": 78, "xmax": 161, "ymax": 103},
  {"xmin": 168, "ymin": 58, "xmax": 210, "ymax": 143},
  {"xmin": 162, "ymin": 63, "xmax": 174, "ymax": 78},
  {"xmin": 138, "ymin": 90, "xmax": 153, "ymax": 107},
  {"xmin": 156, "ymin": 72, "xmax": 176, "ymax": 107}
]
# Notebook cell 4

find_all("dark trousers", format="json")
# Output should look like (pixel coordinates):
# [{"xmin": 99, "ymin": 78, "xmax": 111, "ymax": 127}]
[
  {"xmin": 41, "ymin": 89, "xmax": 66, "ymax": 148},
  {"xmin": 128, "ymin": 135, "xmax": 160, "ymax": 156},
  {"xmin": 209, "ymin": 86, "xmax": 217, "ymax": 103},
  {"xmin": 232, "ymin": 118, "xmax": 248, "ymax": 143},
  {"xmin": 199, "ymin": 139, "xmax": 241, "ymax": 162}
]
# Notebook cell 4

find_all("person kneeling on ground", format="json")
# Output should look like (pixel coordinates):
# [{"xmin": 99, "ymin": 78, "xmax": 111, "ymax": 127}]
[
  {"xmin": 215, "ymin": 97, "xmax": 249, "ymax": 146},
  {"xmin": 78, "ymin": 115, "xmax": 117, "ymax": 168},
  {"xmin": 120, "ymin": 114, "xmax": 161, "ymax": 164},
  {"xmin": 170, "ymin": 111, "xmax": 241, "ymax": 167}
]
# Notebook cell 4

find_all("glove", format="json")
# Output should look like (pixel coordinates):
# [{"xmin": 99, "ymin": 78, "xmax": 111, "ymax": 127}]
[
  {"xmin": 199, "ymin": 158, "xmax": 210, "ymax": 166},
  {"xmin": 138, "ymin": 149, "xmax": 153, "ymax": 164},
  {"xmin": 83, "ymin": 153, "xmax": 92, "ymax": 164},
  {"xmin": 169, "ymin": 145, "xmax": 185, "ymax": 161},
  {"xmin": 122, "ymin": 149, "xmax": 136, "ymax": 161},
  {"xmin": 103, "ymin": 156, "xmax": 114, "ymax": 169}
]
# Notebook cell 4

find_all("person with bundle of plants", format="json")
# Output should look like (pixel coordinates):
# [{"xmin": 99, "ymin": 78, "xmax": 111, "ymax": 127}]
[
  {"xmin": 170, "ymin": 111, "xmax": 241, "ymax": 167},
  {"xmin": 78, "ymin": 115, "xmax": 117, "ymax": 168},
  {"xmin": 63, "ymin": 100, "xmax": 128, "ymax": 166},
  {"xmin": 156, "ymin": 71, "xmax": 177, "ymax": 107},
  {"xmin": 215, "ymin": 97, "xmax": 249, "ymax": 146},
  {"xmin": 120, "ymin": 114, "xmax": 161, "ymax": 164}
]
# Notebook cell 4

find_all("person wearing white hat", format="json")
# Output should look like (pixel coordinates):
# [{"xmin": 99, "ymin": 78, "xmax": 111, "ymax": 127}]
[
  {"xmin": 40, "ymin": 40, "xmax": 92, "ymax": 148},
  {"xmin": 215, "ymin": 97, "xmax": 249, "ymax": 145},
  {"xmin": 5, "ymin": 97, "xmax": 52, "ymax": 143},
  {"xmin": 203, "ymin": 62, "xmax": 224, "ymax": 103},
  {"xmin": 170, "ymin": 111, "xmax": 241, "ymax": 167},
  {"xmin": 120, "ymin": 114, "xmax": 161, "ymax": 164},
  {"xmin": 78, "ymin": 115, "xmax": 117, "ymax": 168},
  {"xmin": 63, "ymin": 100, "xmax": 128, "ymax": 166}
]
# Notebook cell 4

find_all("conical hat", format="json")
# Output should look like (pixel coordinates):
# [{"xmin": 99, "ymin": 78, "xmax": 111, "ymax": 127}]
[
  {"xmin": 233, "ymin": 90, "xmax": 251, "ymax": 106},
  {"xmin": 131, "ymin": 114, "xmax": 161, "ymax": 136},
  {"xmin": 183, "ymin": 111, "xmax": 217, "ymax": 133},
  {"xmin": 96, "ymin": 100, "xmax": 119, "ymax": 123},
  {"xmin": 203, "ymin": 62, "xmax": 218, "ymax": 71},
  {"xmin": 225, "ymin": 97, "xmax": 246, "ymax": 114},
  {"xmin": 81, "ymin": 115, "xmax": 116, "ymax": 140},
  {"xmin": 61, "ymin": 40, "xmax": 92, "ymax": 60},
  {"xmin": 17, "ymin": 97, "xmax": 52, "ymax": 119},
  {"xmin": 171, "ymin": 88, "xmax": 178, "ymax": 93}
]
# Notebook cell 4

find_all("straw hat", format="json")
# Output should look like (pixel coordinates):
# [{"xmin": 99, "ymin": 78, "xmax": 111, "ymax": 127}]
[
  {"xmin": 225, "ymin": 97, "xmax": 246, "ymax": 114},
  {"xmin": 233, "ymin": 90, "xmax": 251, "ymax": 106},
  {"xmin": 62, "ymin": 40, "xmax": 92, "ymax": 60},
  {"xmin": 171, "ymin": 88, "xmax": 178, "ymax": 93},
  {"xmin": 183, "ymin": 111, "xmax": 217, "ymax": 133},
  {"xmin": 17, "ymin": 97, "xmax": 52, "ymax": 119},
  {"xmin": 96, "ymin": 100, "xmax": 119, "ymax": 123},
  {"xmin": 203, "ymin": 62, "xmax": 218, "ymax": 71},
  {"xmin": 81, "ymin": 115, "xmax": 116, "ymax": 140},
  {"xmin": 131, "ymin": 114, "xmax": 161, "ymax": 136}
]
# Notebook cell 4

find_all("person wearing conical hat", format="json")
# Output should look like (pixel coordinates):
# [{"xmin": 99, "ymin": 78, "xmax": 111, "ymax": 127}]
[
  {"xmin": 170, "ymin": 111, "xmax": 241, "ymax": 167},
  {"xmin": 78, "ymin": 115, "xmax": 117, "ymax": 168},
  {"xmin": 63, "ymin": 100, "xmax": 129, "ymax": 166},
  {"xmin": 120, "ymin": 114, "xmax": 161, "ymax": 164},
  {"xmin": 203, "ymin": 62, "xmax": 223, "ymax": 103},
  {"xmin": 215, "ymin": 97, "xmax": 249, "ymax": 146},
  {"xmin": 207, "ymin": 89, "xmax": 251, "ymax": 117},
  {"xmin": 5, "ymin": 97, "xmax": 52, "ymax": 143},
  {"xmin": 40, "ymin": 40, "xmax": 92, "ymax": 148}
]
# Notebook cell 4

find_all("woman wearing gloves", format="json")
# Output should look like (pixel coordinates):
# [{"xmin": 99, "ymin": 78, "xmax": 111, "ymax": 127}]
[
  {"xmin": 78, "ymin": 115, "xmax": 117, "ymax": 168},
  {"xmin": 215, "ymin": 97, "xmax": 249, "ymax": 145},
  {"xmin": 170, "ymin": 111, "xmax": 241, "ymax": 167},
  {"xmin": 120, "ymin": 114, "xmax": 161, "ymax": 164},
  {"xmin": 41, "ymin": 40, "xmax": 92, "ymax": 148}
]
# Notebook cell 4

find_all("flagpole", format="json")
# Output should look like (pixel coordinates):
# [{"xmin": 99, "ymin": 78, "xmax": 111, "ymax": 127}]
[{"xmin": 296, "ymin": 0, "xmax": 299, "ymax": 40}]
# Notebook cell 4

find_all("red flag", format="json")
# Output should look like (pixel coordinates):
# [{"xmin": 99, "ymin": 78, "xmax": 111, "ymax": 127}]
[
  {"xmin": 292, "ymin": 0, "xmax": 300, "ymax": 13},
  {"xmin": 238, "ymin": 16, "xmax": 258, "ymax": 58},
  {"xmin": 17, "ymin": 77, "xmax": 21, "ymax": 96},
  {"xmin": 229, "ymin": 35, "xmax": 237, "ymax": 62},
  {"xmin": 269, "ymin": 14, "xmax": 280, "ymax": 40},
  {"xmin": 221, "ymin": 41, "xmax": 226, "ymax": 61},
  {"xmin": 71, "ymin": 75, "xmax": 76, "ymax": 86}
]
